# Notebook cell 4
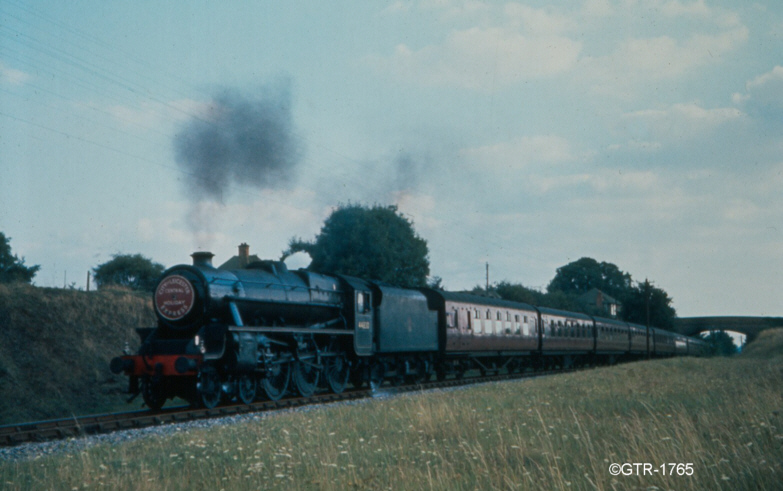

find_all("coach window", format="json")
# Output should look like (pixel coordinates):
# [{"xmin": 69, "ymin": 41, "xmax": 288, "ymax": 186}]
[{"xmin": 471, "ymin": 310, "xmax": 480, "ymax": 334}]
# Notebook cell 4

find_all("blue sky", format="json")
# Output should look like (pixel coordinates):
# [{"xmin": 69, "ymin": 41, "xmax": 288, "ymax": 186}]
[{"xmin": 1, "ymin": 0, "xmax": 781, "ymax": 317}]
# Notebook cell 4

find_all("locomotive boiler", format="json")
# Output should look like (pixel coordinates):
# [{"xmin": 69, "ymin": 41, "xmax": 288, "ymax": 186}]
[{"xmin": 112, "ymin": 251, "xmax": 360, "ymax": 409}]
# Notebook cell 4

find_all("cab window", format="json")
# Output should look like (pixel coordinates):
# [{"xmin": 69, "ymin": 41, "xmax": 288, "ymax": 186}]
[{"xmin": 356, "ymin": 292, "xmax": 366, "ymax": 313}]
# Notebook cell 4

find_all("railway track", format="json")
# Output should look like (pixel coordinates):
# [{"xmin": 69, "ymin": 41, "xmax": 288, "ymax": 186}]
[{"xmin": 0, "ymin": 367, "xmax": 571, "ymax": 448}]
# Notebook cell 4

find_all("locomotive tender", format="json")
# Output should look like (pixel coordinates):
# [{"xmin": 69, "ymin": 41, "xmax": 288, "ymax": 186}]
[{"xmin": 111, "ymin": 251, "xmax": 708, "ymax": 409}]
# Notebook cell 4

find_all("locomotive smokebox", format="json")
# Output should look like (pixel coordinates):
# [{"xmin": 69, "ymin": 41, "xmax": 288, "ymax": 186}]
[{"xmin": 191, "ymin": 251, "xmax": 215, "ymax": 268}]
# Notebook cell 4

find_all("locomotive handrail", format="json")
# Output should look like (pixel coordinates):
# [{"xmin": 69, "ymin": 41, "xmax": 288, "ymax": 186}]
[
  {"xmin": 223, "ymin": 295, "xmax": 342, "ymax": 309},
  {"xmin": 227, "ymin": 326, "xmax": 353, "ymax": 336}
]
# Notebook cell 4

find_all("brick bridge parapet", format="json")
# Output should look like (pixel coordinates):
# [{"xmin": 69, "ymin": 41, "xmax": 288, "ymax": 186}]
[{"xmin": 674, "ymin": 316, "xmax": 783, "ymax": 343}]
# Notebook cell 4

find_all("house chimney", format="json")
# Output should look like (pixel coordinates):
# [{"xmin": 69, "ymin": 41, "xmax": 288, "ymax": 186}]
[
  {"xmin": 191, "ymin": 251, "xmax": 215, "ymax": 268},
  {"xmin": 238, "ymin": 243, "xmax": 250, "ymax": 267}
]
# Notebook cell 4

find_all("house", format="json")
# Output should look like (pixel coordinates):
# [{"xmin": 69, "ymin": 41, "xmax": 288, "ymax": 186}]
[
  {"xmin": 576, "ymin": 288, "xmax": 621, "ymax": 318},
  {"xmin": 218, "ymin": 243, "xmax": 262, "ymax": 270}
]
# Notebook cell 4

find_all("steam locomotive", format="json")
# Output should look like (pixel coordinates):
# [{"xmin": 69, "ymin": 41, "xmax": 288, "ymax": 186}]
[{"xmin": 111, "ymin": 250, "xmax": 708, "ymax": 409}]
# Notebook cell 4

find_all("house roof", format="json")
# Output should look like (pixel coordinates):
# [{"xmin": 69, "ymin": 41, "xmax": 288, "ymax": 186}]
[
  {"xmin": 576, "ymin": 288, "xmax": 619, "ymax": 305},
  {"xmin": 218, "ymin": 254, "xmax": 262, "ymax": 270}
]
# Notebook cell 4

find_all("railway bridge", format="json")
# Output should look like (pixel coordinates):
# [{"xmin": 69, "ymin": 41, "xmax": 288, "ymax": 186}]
[{"xmin": 674, "ymin": 316, "xmax": 783, "ymax": 343}]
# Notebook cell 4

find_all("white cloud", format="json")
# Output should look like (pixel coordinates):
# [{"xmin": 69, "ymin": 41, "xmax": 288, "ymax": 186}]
[
  {"xmin": 503, "ymin": 4, "xmax": 577, "ymax": 35},
  {"xmin": 368, "ymin": 2, "xmax": 583, "ymax": 89},
  {"xmin": 619, "ymin": 103, "xmax": 744, "ymax": 144},
  {"xmin": 581, "ymin": 0, "xmax": 614, "ymax": 18},
  {"xmin": 574, "ymin": 2, "xmax": 748, "ymax": 98},
  {"xmin": 658, "ymin": 0, "xmax": 711, "ymax": 18},
  {"xmin": 370, "ymin": 27, "xmax": 581, "ymax": 89},
  {"xmin": 463, "ymin": 135, "xmax": 577, "ymax": 169},
  {"xmin": 370, "ymin": 1, "xmax": 748, "ymax": 96},
  {"xmin": 0, "ymin": 62, "xmax": 30, "ymax": 86},
  {"xmin": 381, "ymin": 1, "xmax": 412, "ymax": 15},
  {"xmin": 733, "ymin": 66, "xmax": 783, "ymax": 118},
  {"xmin": 583, "ymin": 25, "xmax": 748, "ymax": 93},
  {"xmin": 417, "ymin": 0, "xmax": 491, "ymax": 21}
]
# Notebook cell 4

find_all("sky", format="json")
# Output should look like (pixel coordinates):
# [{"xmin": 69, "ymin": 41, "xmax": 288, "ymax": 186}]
[{"xmin": 0, "ymin": 0, "xmax": 781, "ymax": 318}]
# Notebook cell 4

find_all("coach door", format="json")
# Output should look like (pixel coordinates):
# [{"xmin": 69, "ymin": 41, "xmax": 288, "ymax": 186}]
[{"xmin": 337, "ymin": 275, "xmax": 374, "ymax": 356}]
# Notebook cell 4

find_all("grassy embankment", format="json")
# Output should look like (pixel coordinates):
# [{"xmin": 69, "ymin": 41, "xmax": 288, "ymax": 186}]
[
  {"xmin": 1, "ymin": 322, "xmax": 781, "ymax": 490},
  {"xmin": 0, "ymin": 283, "xmax": 154, "ymax": 424}
]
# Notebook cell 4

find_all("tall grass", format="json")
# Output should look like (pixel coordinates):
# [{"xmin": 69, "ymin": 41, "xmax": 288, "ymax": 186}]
[
  {"xmin": 2, "ymin": 329, "xmax": 781, "ymax": 490},
  {"xmin": 0, "ymin": 284, "xmax": 155, "ymax": 424}
]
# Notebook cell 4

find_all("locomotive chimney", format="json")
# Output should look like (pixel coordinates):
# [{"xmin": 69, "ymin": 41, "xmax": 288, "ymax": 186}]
[
  {"xmin": 238, "ymin": 243, "xmax": 250, "ymax": 267},
  {"xmin": 191, "ymin": 251, "xmax": 215, "ymax": 268}
]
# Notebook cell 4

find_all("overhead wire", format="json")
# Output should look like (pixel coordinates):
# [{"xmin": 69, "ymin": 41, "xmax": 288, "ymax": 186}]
[
  {"xmin": 0, "ymin": 0, "xmax": 382, "ymax": 192},
  {"xmin": 0, "ymin": 0, "xmax": 511, "ymax": 275}
]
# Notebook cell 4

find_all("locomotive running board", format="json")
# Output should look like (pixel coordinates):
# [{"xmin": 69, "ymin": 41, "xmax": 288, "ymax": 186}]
[{"xmin": 227, "ymin": 326, "xmax": 353, "ymax": 336}]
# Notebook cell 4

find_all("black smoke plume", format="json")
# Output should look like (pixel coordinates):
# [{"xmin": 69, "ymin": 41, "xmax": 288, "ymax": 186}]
[{"xmin": 174, "ymin": 83, "xmax": 302, "ymax": 202}]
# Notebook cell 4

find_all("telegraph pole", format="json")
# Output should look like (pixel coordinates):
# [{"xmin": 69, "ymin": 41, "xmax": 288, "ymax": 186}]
[{"xmin": 644, "ymin": 278, "xmax": 651, "ymax": 328}]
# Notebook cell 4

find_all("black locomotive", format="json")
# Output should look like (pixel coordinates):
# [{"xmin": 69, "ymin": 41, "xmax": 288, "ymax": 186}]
[{"xmin": 111, "ymin": 250, "xmax": 707, "ymax": 409}]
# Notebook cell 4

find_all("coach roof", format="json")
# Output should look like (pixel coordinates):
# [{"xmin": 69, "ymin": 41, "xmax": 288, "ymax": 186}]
[{"xmin": 428, "ymin": 290, "xmax": 538, "ymax": 312}]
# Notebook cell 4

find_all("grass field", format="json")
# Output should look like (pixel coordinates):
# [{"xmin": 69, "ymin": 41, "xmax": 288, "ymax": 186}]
[{"xmin": 2, "ymin": 329, "xmax": 781, "ymax": 490}]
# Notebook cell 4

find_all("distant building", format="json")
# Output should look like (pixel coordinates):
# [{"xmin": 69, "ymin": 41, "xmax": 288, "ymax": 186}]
[
  {"xmin": 576, "ymin": 288, "xmax": 621, "ymax": 318},
  {"xmin": 218, "ymin": 243, "xmax": 262, "ymax": 270}
]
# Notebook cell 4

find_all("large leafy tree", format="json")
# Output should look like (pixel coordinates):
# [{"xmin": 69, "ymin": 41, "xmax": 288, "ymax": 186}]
[
  {"xmin": 547, "ymin": 257, "xmax": 677, "ymax": 329},
  {"xmin": 0, "ymin": 232, "xmax": 40, "ymax": 284},
  {"xmin": 92, "ymin": 254, "xmax": 165, "ymax": 292},
  {"xmin": 284, "ymin": 204, "xmax": 430, "ymax": 288},
  {"xmin": 547, "ymin": 257, "xmax": 632, "ymax": 300}
]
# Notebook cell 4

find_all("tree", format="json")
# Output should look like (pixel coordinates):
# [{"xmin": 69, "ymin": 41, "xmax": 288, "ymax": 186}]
[
  {"xmin": 283, "ymin": 204, "xmax": 430, "ymax": 288},
  {"xmin": 427, "ymin": 276, "xmax": 445, "ymax": 290},
  {"xmin": 547, "ymin": 257, "xmax": 632, "ymax": 300},
  {"xmin": 92, "ymin": 254, "xmax": 165, "ymax": 292},
  {"xmin": 493, "ymin": 281, "xmax": 580, "ymax": 311},
  {"xmin": 494, "ymin": 281, "xmax": 545, "ymax": 306},
  {"xmin": 547, "ymin": 257, "xmax": 677, "ymax": 329},
  {"xmin": 702, "ymin": 330, "xmax": 738, "ymax": 356},
  {"xmin": 0, "ymin": 232, "xmax": 40, "ymax": 284},
  {"xmin": 622, "ymin": 279, "xmax": 677, "ymax": 330}
]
